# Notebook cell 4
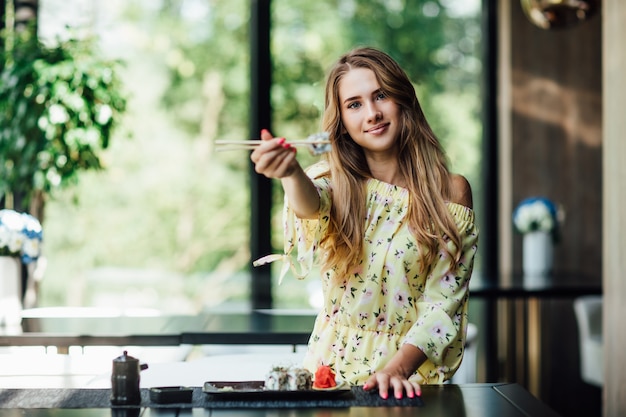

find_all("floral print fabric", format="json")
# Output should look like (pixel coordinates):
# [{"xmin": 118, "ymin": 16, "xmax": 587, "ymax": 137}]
[{"xmin": 280, "ymin": 163, "xmax": 479, "ymax": 385}]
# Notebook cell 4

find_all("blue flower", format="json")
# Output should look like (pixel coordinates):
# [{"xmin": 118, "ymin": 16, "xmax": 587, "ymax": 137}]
[
  {"xmin": 0, "ymin": 209, "xmax": 43, "ymax": 264},
  {"xmin": 512, "ymin": 197, "xmax": 561, "ymax": 241}
]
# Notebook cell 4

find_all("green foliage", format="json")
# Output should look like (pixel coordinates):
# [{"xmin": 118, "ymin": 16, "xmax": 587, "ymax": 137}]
[
  {"xmin": 0, "ymin": 29, "xmax": 127, "ymax": 208},
  {"xmin": 147, "ymin": 0, "xmax": 250, "ymax": 146}
]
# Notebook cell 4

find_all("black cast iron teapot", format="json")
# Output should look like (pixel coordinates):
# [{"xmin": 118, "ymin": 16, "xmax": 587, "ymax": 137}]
[{"xmin": 110, "ymin": 350, "xmax": 149, "ymax": 406}]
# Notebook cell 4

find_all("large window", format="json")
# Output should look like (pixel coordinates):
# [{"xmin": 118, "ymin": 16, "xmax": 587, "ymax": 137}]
[
  {"xmin": 39, "ymin": 0, "xmax": 252, "ymax": 312},
  {"xmin": 37, "ymin": 0, "xmax": 484, "ymax": 312},
  {"xmin": 268, "ymin": 1, "xmax": 484, "ymax": 307}
]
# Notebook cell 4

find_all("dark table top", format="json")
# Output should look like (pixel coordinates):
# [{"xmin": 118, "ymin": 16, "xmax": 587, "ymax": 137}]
[
  {"xmin": 180, "ymin": 309, "xmax": 315, "ymax": 345},
  {"xmin": 0, "ymin": 315, "xmax": 185, "ymax": 347},
  {"xmin": 0, "ymin": 383, "xmax": 562, "ymax": 417},
  {"xmin": 469, "ymin": 273, "xmax": 602, "ymax": 298},
  {"xmin": 0, "ymin": 309, "xmax": 317, "ymax": 348}
]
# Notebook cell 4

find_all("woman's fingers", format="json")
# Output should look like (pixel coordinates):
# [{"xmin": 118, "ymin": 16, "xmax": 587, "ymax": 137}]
[
  {"xmin": 393, "ymin": 379, "xmax": 420, "ymax": 399},
  {"xmin": 363, "ymin": 373, "xmax": 391, "ymax": 399},
  {"xmin": 251, "ymin": 135, "xmax": 298, "ymax": 178},
  {"xmin": 274, "ymin": 148, "xmax": 298, "ymax": 176},
  {"xmin": 251, "ymin": 137, "xmax": 283, "ymax": 165},
  {"xmin": 410, "ymin": 381, "xmax": 422, "ymax": 397},
  {"xmin": 253, "ymin": 149, "xmax": 284, "ymax": 175},
  {"xmin": 260, "ymin": 128, "xmax": 273, "ymax": 141},
  {"xmin": 363, "ymin": 375, "xmax": 378, "ymax": 391},
  {"xmin": 256, "ymin": 149, "xmax": 292, "ymax": 177},
  {"xmin": 362, "ymin": 373, "xmax": 421, "ymax": 400}
]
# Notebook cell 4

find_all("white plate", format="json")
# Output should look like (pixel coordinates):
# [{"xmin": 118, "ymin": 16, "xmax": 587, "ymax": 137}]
[{"xmin": 312, "ymin": 380, "xmax": 349, "ymax": 391}]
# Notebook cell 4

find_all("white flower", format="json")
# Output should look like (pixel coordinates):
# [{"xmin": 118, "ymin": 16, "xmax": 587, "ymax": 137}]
[
  {"xmin": 0, "ymin": 225, "xmax": 11, "ymax": 248},
  {"xmin": 22, "ymin": 238, "xmax": 41, "ymax": 259},
  {"xmin": 0, "ymin": 209, "xmax": 43, "ymax": 264},
  {"xmin": 7, "ymin": 232, "xmax": 24, "ymax": 254},
  {"xmin": 512, "ymin": 197, "xmax": 561, "ymax": 238},
  {"xmin": 0, "ymin": 209, "xmax": 23, "ymax": 231}
]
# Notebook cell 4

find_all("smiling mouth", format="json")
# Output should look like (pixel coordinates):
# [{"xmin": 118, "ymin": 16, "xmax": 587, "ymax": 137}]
[{"xmin": 366, "ymin": 123, "xmax": 389, "ymax": 133}]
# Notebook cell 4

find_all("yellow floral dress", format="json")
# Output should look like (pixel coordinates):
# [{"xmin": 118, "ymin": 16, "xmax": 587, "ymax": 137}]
[{"xmin": 256, "ymin": 162, "xmax": 479, "ymax": 385}]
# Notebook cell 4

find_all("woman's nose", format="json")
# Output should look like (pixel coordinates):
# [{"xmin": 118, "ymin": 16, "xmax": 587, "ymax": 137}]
[{"xmin": 366, "ymin": 102, "xmax": 382, "ymax": 121}]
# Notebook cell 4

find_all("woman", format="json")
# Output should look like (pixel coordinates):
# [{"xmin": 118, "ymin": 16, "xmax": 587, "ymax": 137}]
[{"xmin": 251, "ymin": 47, "xmax": 479, "ymax": 400}]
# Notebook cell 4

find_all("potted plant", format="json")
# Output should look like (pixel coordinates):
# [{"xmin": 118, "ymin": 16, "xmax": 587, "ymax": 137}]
[
  {"xmin": 0, "ymin": 26, "xmax": 127, "ymax": 217},
  {"xmin": 512, "ymin": 196, "xmax": 564, "ymax": 277},
  {"xmin": 0, "ymin": 208, "xmax": 42, "ymax": 324}
]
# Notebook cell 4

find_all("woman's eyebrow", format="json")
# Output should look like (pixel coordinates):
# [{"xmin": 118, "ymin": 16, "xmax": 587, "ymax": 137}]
[
  {"xmin": 342, "ymin": 95, "xmax": 361, "ymax": 104},
  {"xmin": 342, "ymin": 88, "xmax": 382, "ymax": 105}
]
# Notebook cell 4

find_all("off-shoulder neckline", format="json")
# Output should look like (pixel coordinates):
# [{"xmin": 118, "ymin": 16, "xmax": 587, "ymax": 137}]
[{"xmin": 367, "ymin": 178, "xmax": 474, "ymax": 210}]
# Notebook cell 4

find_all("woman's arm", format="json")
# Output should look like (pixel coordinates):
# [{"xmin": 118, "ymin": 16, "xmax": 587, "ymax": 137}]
[
  {"xmin": 280, "ymin": 169, "xmax": 320, "ymax": 219},
  {"xmin": 250, "ymin": 129, "xmax": 320, "ymax": 219}
]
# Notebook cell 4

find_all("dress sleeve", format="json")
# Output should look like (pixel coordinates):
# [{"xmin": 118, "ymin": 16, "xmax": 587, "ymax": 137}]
[
  {"xmin": 252, "ymin": 162, "xmax": 332, "ymax": 283},
  {"xmin": 402, "ymin": 204, "xmax": 479, "ymax": 377},
  {"xmin": 282, "ymin": 174, "xmax": 332, "ymax": 280}
]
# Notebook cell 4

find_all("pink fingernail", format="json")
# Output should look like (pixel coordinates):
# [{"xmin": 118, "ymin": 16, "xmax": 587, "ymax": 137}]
[
  {"xmin": 282, "ymin": 143, "xmax": 291, "ymax": 149},
  {"xmin": 261, "ymin": 129, "xmax": 269, "ymax": 135},
  {"xmin": 382, "ymin": 393, "xmax": 388, "ymax": 400},
  {"xmin": 362, "ymin": 384, "xmax": 368, "ymax": 390},
  {"xmin": 408, "ymin": 392, "xmax": 414, "ymax": 398},
  {"xmin": 278, "ymin": 137, "xmax": 286, "ymax": 144}
]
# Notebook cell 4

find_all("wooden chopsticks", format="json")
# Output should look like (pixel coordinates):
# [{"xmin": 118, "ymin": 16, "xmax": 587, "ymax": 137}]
[
  {"xmin": 215, "ymin": 139, "xmax": 329, "ymax": 150},
  {"xmin": 214, "ymin": 132, "xmax": 331, "ymax": 153}
]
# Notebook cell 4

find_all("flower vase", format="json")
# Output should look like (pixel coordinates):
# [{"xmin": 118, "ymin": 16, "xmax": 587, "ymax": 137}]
[
  {"xmin": 523, "ymin": 231, "xmax": 553, "ymax": 277},
  {"xmin": 0, "ymin": 256, "xmax": 22, "ymax": 326}
]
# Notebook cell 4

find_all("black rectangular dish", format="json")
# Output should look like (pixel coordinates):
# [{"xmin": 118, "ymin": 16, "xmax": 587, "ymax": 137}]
[
  {"xmin": 149, "ymin": 386, "xmax": 194, "ymax": 404},
  {"xmin": 203, "ymin": 381, "xmax": 353, "ymax": 401}
]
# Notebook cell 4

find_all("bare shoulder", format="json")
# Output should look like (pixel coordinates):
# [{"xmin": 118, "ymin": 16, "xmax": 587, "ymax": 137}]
[{"xmin": 449, "ymin": 174, "xmax": 473, "ymax": 209}]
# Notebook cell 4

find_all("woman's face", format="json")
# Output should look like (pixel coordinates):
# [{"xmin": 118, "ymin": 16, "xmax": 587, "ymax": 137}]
[{"xmin": 338, "ymin": 68, "xmax": 401, "ymax": 155}]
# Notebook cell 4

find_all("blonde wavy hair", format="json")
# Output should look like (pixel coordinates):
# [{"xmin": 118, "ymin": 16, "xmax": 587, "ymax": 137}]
[{"xmin": 317, "ymin": 47, "xmax": 463, "ymax": 279}]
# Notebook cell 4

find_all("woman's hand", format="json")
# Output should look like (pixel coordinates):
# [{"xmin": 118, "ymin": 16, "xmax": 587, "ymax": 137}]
[
  {"xmin": 363, "ymin": 371, "xmax": 421, "ymax": 400},
  {"xmin": 362, "ymin": 344, "xmax": 424, "ymax": 399},
  {"xmin": 250, "ymin": 129, "xmax": 319, "ymax": 219},
  {"xmin": 250, "ymin": 129, "xmax": 299, "ymax": 179}
]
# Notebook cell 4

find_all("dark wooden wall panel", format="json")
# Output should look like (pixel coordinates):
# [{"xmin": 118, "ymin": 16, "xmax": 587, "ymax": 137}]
[
  {"xmin": 509, "ymin": 2, "xmax": 602, "ymax": 278},
  {"xmin": 506, "ymin": 3, "xmax": 603, "ymax": 417}
]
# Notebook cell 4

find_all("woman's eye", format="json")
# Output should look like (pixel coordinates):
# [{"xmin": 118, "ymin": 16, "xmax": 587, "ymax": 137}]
[
  {"xmin": 376, "ymin": 92, "xmax": 386, "ymax": 100},
  {"xmin": 347, "ymin": 102, "xmax": 361, "ymax": 109}
]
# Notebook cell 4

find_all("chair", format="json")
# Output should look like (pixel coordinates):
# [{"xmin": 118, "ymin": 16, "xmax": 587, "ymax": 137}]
[{"xmin": 573, "ymin": 295, "xmax": 603, "ymax": 387}]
